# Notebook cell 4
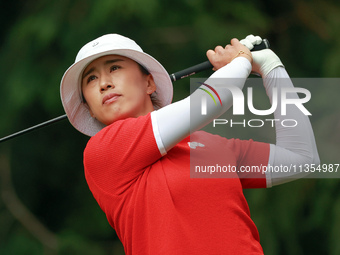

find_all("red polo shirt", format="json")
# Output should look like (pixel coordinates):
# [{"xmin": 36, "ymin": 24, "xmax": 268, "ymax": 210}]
[{"xmin": 83, "ymin": 113, "xmax": 269, "ymax": 255}]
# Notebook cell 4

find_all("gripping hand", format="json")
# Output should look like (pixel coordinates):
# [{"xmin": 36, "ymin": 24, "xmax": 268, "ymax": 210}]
[{"xmin": 240, "ymin": 35, "xmax": 284, "ymax": 77}]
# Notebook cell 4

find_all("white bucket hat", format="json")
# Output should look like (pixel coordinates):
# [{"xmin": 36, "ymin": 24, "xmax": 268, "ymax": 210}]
[{"xmin": 60, "ymin": 34, "xmax": 173, "ymax": 137}]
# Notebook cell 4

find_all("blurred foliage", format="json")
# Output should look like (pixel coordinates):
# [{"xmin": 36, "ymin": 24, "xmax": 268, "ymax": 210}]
[{"xmin": 0, "ymin": 0, "xmax": 339, "ymax": 254}]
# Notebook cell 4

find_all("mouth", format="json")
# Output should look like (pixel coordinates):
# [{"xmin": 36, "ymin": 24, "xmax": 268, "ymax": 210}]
[{"xmin": 102, "ymin": 93, "xmax": 121, "ymax": 105}]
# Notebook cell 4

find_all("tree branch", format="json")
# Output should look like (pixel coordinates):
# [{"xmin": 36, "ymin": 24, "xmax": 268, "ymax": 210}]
[{"xmin": 0, "ymin": 153, "xmax": 58, "ymax": 254}]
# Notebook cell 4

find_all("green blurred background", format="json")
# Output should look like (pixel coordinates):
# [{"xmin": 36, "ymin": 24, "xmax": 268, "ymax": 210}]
[{"xmin": 0, "ymin": 0, "xmax": 339, "ymax": 254}]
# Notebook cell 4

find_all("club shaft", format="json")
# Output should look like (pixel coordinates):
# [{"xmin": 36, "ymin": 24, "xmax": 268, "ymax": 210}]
[
  {"xmin": 0, "ymin": 39, "xmax": 270, "ymax": 143},
  {"xmin": 0, "ymin": 114, "xmax": 67, "ymax": 143},
  {"xmin": 170, "ymin": 39, "xmax": 270, "ymax": 82}
]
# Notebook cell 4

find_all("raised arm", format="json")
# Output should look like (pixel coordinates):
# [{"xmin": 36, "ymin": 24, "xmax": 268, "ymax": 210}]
[
  {"xmin": 151, "ymin": 39, "xmax": 253, "ymax": 155},
  {"xmin": 152, "ymin": 35, "xmax": 320, "ymax": 188},
  {"xmin": 249, "ymin": 46, "xmax": 320, "ymax": 187}
]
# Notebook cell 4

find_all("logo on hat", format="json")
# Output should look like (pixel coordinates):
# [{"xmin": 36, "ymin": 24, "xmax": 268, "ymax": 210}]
[{"xmin": 92, "ymin": 41, "xmax": 99, "ymax": 47}]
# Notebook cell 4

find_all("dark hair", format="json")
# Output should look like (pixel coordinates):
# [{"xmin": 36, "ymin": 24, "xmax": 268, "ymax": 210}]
[{"xmin": 138, "ymin": 64, "xmax": 150, "ymax": 75}]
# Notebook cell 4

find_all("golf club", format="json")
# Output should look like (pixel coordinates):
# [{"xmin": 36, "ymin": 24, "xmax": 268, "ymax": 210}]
[{"xmin": 0, "ymin": 39, "xmax": 270, "ymax": 143}]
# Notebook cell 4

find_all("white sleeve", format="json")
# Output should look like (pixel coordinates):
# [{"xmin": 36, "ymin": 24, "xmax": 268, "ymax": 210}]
[
  {"xmin": 263, "ymin": 67, "xmax": 320, "ymax": 187},
  {"xmin": 151, "ymin": 57, "xmax": 252, "ymax": 155}
]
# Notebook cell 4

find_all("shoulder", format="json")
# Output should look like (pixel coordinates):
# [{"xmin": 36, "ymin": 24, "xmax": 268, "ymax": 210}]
[
  {"xmin": 87, "ymin": 113, "xmax": 152, "ymax": 144},
  {"xmin": 83, "ymin": 113, "xmax": 162, "ymax": 195},
  {"xmin": 84, "ymin": 113, "xmax": 156, "ymax": 160}
]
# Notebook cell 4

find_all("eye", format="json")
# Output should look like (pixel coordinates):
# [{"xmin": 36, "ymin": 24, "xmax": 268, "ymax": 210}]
[
  {"xmin": 87, "ymin": 75, "xmax": 97, "ymax": 84},
  {"xmin": 110, "ymin": 65, "xmax": 120, "ymax": 72}
]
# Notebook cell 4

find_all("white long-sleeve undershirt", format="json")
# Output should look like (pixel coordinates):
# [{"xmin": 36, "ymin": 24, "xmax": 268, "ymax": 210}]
[
  {"xmin": 151, "ymin": 57, "xmax": 320, "ymax": 187},
  {"xmin": 263, "ymin": 67, "xmax": 320, "ymax": 187}
]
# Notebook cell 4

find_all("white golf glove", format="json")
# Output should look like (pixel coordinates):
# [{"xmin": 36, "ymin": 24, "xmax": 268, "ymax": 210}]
[{"xmin": 240, "ymin": 34, "xmax": 284, "ymax": 77}]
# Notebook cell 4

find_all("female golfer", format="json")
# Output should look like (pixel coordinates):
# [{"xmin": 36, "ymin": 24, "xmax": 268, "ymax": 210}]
[{"xmin": 60, "ymin": 34, "xmax": 319, "ymax": 254}]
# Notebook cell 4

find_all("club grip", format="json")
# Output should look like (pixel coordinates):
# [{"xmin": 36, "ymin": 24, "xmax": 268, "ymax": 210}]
[{"xmin": 170, "ymin": 39, "xmax": 270, "ymax": 82}]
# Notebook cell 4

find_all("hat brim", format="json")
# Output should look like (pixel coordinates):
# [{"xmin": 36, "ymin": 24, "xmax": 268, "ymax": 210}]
[{"xmin": 60, "ymin": 49, "xmax": 173, "ymax": 137}]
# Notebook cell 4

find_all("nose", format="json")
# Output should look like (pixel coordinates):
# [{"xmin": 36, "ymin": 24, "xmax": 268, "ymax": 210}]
[{"xmin": 99, "ymin": 73, "xmax": 114, "ymax": 92}]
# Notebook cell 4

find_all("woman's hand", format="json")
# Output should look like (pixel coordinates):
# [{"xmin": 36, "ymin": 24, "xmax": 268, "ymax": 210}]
[
  {"xmin": 239, "ymin": 34, "xmax": 284, "ymax": 77},
  {"xmin": 206, "ymin": 38, "xmax": 253, "ymax": 71}
]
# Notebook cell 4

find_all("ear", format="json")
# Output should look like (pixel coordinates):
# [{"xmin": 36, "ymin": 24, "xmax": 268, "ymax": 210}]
[{"xmin": 146, "ymin": 74, "xmax": 156, "ymax": 95}]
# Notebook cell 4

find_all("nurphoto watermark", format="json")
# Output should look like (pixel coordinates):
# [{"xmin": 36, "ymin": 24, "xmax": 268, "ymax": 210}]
[{"xmin": 189, "ymin": 78, "xmax": 340, "ymax": 179}]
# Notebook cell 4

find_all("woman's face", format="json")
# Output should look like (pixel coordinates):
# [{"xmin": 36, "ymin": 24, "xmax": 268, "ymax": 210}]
[{"xmin": 81, "ymin": 55, "xmax": 156, "ymax": 126}]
